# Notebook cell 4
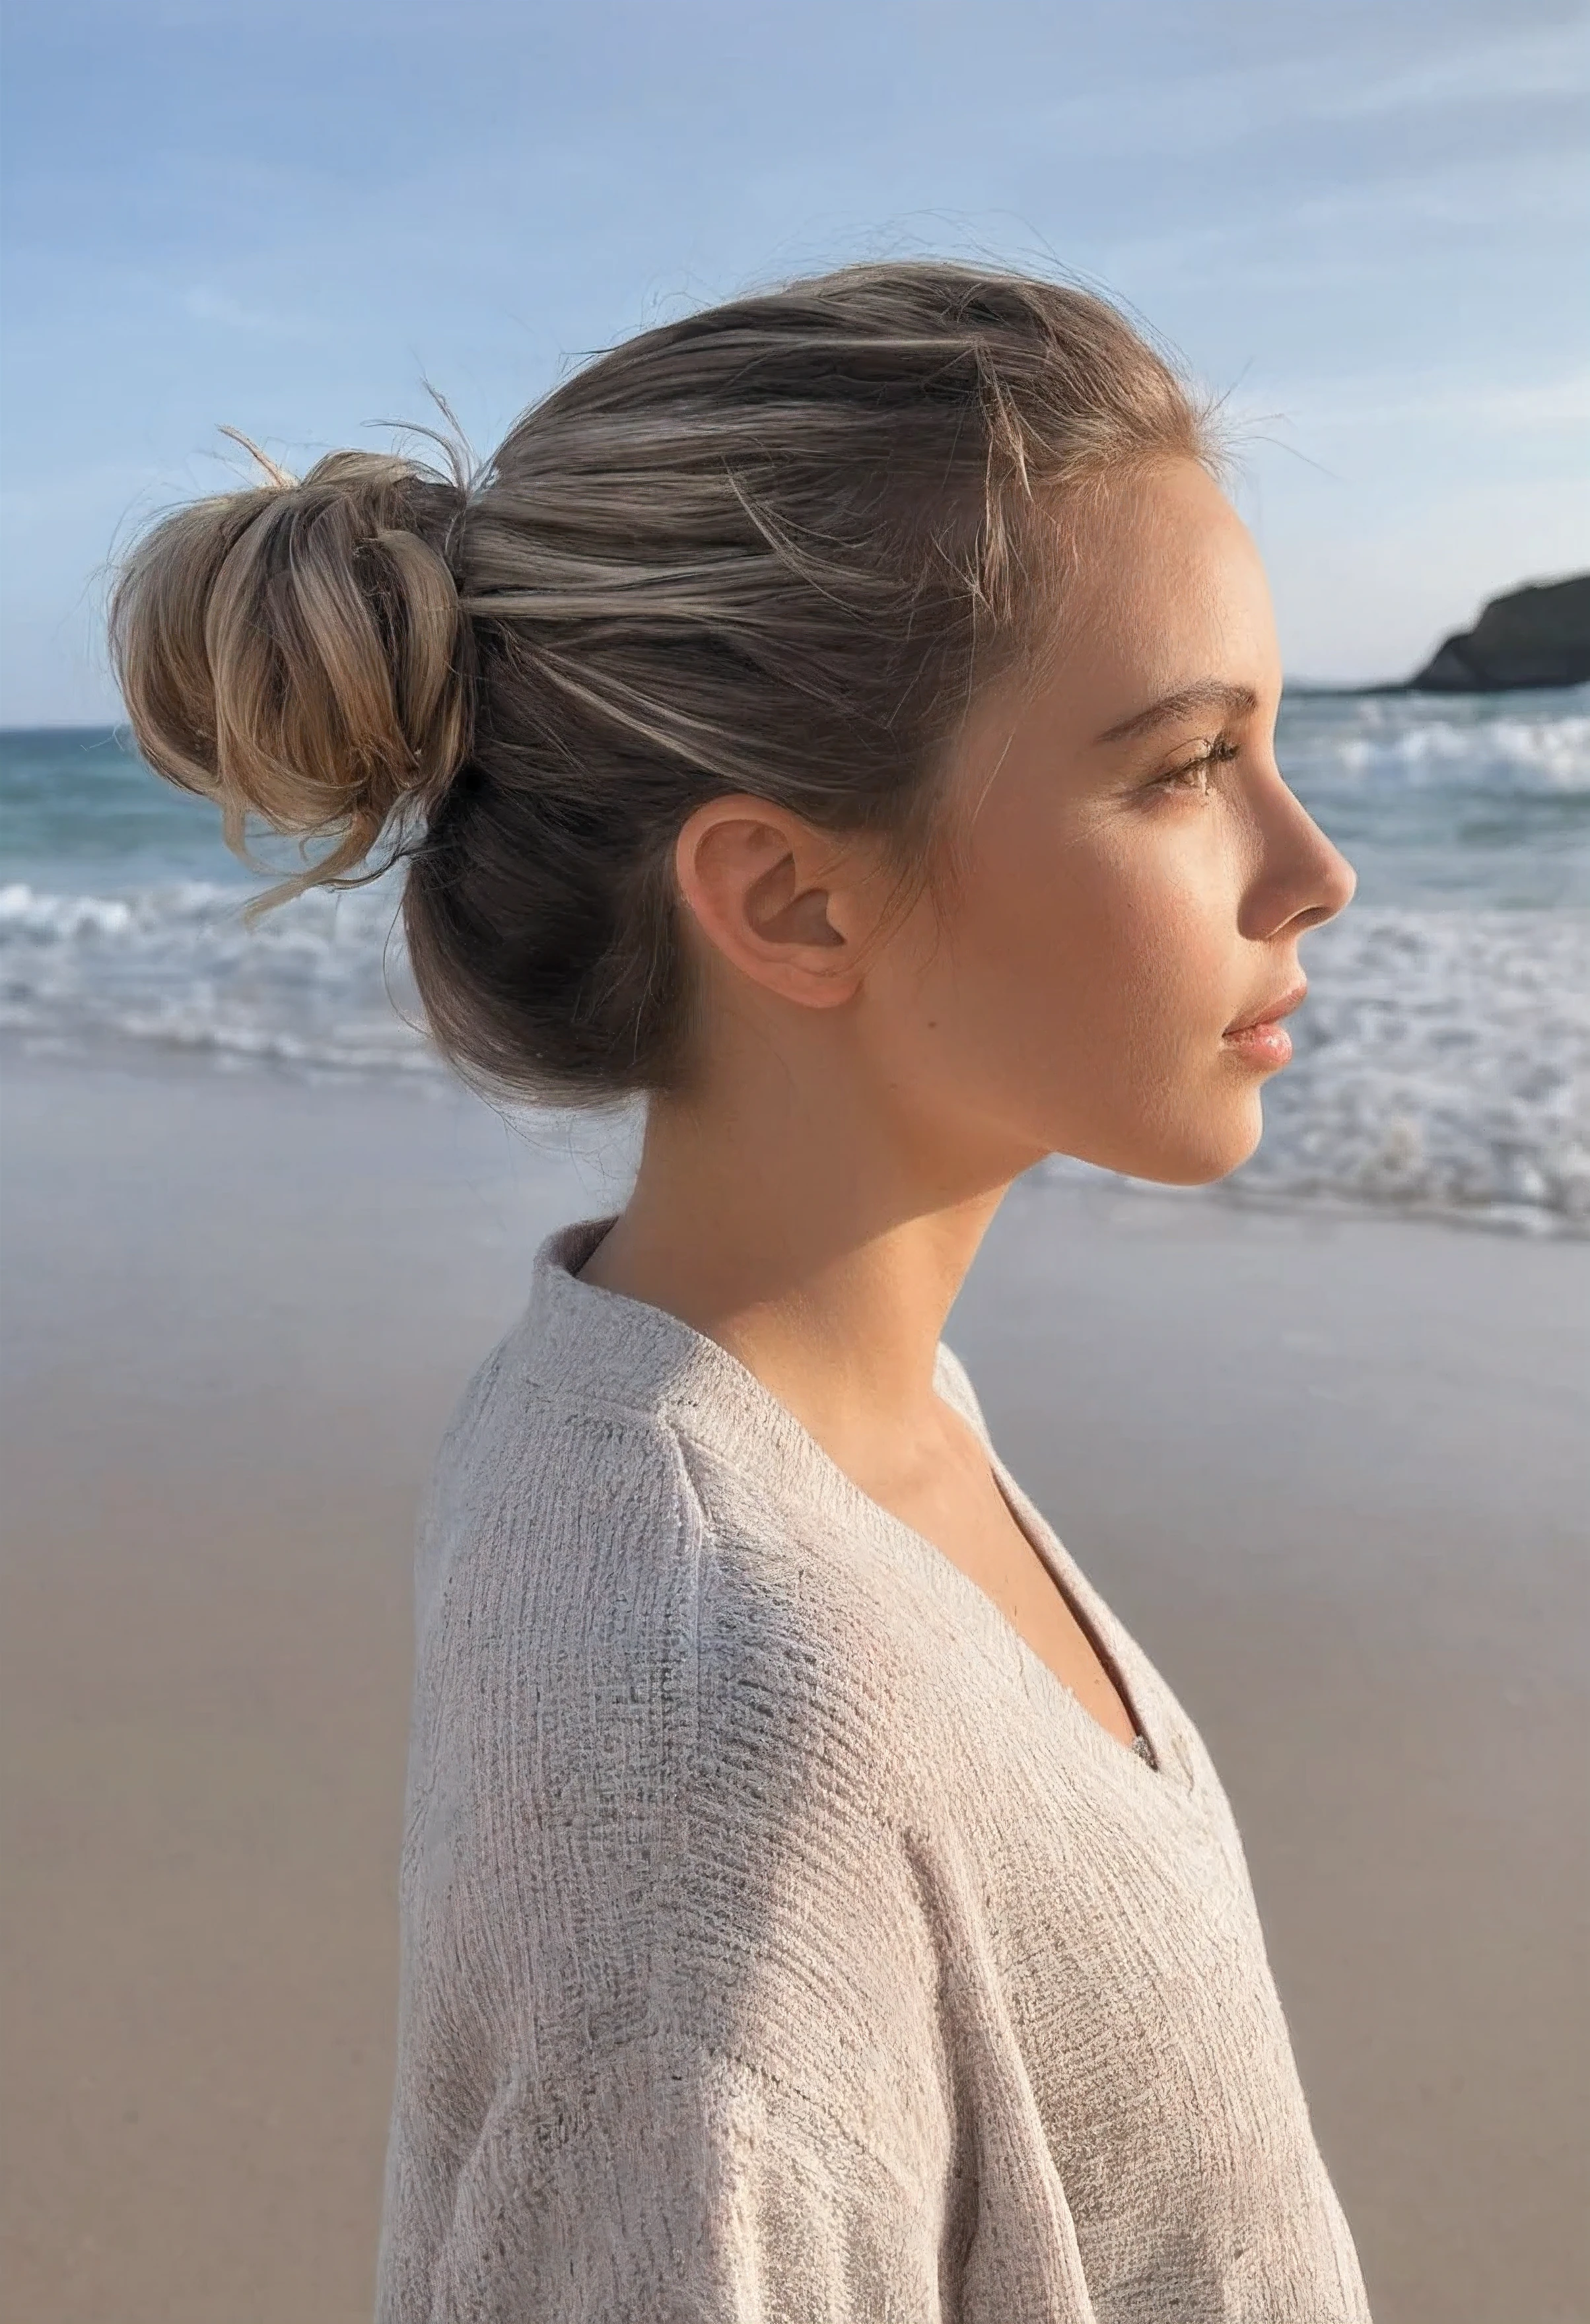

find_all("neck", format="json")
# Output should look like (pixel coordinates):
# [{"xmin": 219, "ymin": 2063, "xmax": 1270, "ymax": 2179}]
[{"xmin": 581, "ymin": 1039, "xmax": 1014, "ymax": 1454}]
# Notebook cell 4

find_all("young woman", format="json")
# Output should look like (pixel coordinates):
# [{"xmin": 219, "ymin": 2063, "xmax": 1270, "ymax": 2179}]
[{"xmin": 112, "ymin": 262, "xmax": 1368, "ymax": 2321}]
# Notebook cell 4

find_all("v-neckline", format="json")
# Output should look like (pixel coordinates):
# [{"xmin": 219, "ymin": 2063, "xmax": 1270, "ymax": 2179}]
[
  {"xmin": 981, "ymin": 1445, "xmax": 1165, "ymax": 1779},
  {"xmin": 542, "ymin": 1219, "xmax": 1187, "ymax": 1794}
]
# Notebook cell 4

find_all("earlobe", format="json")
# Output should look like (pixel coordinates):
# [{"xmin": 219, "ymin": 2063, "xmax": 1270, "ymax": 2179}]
[{"xmin": 674, "ymin": 799, "xmax": 864, "ymax": 1010}]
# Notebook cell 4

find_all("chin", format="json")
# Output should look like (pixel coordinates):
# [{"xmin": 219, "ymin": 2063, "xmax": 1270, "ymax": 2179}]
[
  {"xmin": 1077, "ymin": 1097, "xmax": 1265, "ymax": 1188},
  {"xmin": 1164, "ymin": 1115, "xmax": 1266, "ymax": 1186}
]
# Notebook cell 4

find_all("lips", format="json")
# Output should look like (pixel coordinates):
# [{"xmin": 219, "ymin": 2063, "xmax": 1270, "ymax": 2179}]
[{"xmin": 1224, "ymin": 979, "xmax": 1307, "ymax": 1037}]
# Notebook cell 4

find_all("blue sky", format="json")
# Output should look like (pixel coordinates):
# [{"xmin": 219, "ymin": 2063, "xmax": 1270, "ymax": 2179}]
[{"xmin": 3, "ymin": 0, "xmax": 1585, "ymax": 720}]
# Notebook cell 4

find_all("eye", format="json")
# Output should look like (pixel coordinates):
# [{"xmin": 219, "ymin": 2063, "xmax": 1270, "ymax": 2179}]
[{"xmin": 1154, "ymin": 737, "xmax": 1240, "ymax": 796}]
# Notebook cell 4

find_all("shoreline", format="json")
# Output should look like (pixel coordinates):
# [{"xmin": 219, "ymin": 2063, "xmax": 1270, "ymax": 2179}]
[
  {"xmin": 2, "ymin": 1052, "xmax": 1587, "ymax": 2322},
  {"xmin": 4, "ymin": 1027, "xmax": 1583, "ymax": 1245}
]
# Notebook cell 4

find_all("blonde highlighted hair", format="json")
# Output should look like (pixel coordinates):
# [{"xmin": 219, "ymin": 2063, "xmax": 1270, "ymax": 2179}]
[{"xmin": 110, "ymin": 260, "xmax": 1214, "ymax": 1103}]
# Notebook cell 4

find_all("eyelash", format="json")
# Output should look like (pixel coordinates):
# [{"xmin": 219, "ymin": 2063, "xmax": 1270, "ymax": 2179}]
[{"xmin": 1156, "ymin": 737, "xmax": 1241, "ymax": 796}]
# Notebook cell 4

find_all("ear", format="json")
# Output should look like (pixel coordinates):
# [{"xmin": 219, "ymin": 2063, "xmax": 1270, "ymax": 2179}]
[{"xmin": 674, "ymin": 797, "xmax": 876, "ymax": 1011}]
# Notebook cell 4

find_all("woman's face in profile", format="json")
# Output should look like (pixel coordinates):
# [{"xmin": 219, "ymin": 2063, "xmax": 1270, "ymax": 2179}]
[{"xmin": 860, "ymin": 458, "xmax": 1359, "ymax": 1190}]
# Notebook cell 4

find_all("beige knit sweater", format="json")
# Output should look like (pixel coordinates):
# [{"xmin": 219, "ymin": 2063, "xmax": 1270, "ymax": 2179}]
[{"xmin": 376, "ymin": 1218, "xmax": 1371, "ymax": 2322}]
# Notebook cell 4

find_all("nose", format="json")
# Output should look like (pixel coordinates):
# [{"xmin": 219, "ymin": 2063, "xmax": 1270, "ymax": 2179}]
[
  {"xmin": 1295, "ymin": 824, "xmax": 1356, "ymax": 932},
  {"xmin": 1242, "ymin": 766, "xmax": 1357, "ymax": 940}
]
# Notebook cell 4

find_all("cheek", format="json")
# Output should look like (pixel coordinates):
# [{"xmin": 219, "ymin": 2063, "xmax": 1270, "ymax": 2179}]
[
  {"xmin": 945, "ymin": 817, "xmax": 1222, "ymax": 1044},
  {"xmin": 864, "ymin": 789, "xmax": 1265, "ymax": 1182}
]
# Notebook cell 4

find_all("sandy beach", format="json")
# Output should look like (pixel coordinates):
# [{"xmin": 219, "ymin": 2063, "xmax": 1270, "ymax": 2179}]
[{"xmin": 1, "ymin": 1050, "xmax": 1585, "ymax": 2324}]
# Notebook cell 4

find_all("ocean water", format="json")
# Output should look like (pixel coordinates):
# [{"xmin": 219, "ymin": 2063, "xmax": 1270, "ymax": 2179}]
[{"xmin": 3, "ymin": 689, "xmax": 1587, "ymax": 1236}]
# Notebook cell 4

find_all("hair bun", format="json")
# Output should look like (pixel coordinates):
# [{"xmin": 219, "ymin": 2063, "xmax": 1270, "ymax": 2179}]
[{"xmin": 110, "ymin": 444, "xmax": 472, "ymax": 901}]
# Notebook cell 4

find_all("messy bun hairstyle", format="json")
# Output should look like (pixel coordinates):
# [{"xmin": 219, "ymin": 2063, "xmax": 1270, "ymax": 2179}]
[{"xmin": 110, "ymin": 261, "xmax": 1213, "ymax": 1105}]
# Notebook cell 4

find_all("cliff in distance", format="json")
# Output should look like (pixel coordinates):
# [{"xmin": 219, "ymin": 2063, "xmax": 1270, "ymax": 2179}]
[{"xmin": 1409, "ymin": 573, "xmax": 1590, "ymax": 692}]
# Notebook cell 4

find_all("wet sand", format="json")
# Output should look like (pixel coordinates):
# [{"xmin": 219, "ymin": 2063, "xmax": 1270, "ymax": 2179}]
[{"xmin": 1, "ymin": 1052, "xmax": 1585, "ymax": 2323}]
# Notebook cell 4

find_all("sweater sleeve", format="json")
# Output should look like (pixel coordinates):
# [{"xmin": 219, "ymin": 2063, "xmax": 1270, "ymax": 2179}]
[
  {"xmin": 391, "ymin": 2032, "xmax": 957, "ymax": 2322},
  {"xmin": 377, "ymin": 1396, "xmax": 962, "ymax": 2322},
  {"xmin": 376, "ymin": 1392, "xmax": 1097, "ymax": 2323}
]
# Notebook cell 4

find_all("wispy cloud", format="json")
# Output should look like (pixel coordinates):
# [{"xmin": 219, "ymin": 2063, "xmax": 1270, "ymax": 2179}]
[
  {"xmin": 4, "ymin": 0, "xmax": 1585, "ymax": 714},
  {"xmin": 1323, "ymin": 21, "xmax": 1589, "ymax": 116},
  {"xmin": 1087, "ymin": 146, "xmax": 1584, "ymax": 310},
  {"xmin": 1022, "ymin": 19, "xmax": 1587, "ymax": 158},
  {"xmin": 1229, "ymin": 366, "xmax": 1590, "ymax": 440}
]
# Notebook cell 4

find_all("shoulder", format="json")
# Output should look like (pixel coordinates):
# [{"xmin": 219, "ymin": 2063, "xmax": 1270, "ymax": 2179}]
[
  {"xmin": 669, "ymin": 1419, "xmax": 985, "ymax": 1829},
  {"xmin": 411, "ymin": 1309, "xmax": 1014, "ymax": 1841},
  {"xmin": 398, "ymin": 1336, "xmax": 1005, "ymax": 2135},
  {"xmin": 402, "ymin": 1353, "xmax": 707, "ymax": 2000},
  {"xmin": 416, "ymin": 1322, "xmax": 704, "ymax": 1676},
  {"xmin": 415, "ymin": 1332, "xmax": 895, "ymax": 1783}
]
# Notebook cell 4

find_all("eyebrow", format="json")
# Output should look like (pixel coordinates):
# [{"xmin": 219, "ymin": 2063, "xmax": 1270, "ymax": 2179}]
[{"xmin": 1093, "ymin": 681, "xmax": 1259, "ymax": 747}]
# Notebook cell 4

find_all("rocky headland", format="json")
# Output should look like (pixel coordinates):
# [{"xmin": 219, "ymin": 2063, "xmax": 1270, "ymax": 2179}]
[{"xmin": 1408, "ymin": 573, "xmax": 1590, "ymax": 692}]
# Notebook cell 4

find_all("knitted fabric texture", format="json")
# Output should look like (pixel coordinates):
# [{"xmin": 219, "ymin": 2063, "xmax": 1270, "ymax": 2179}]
[{"xmin": 376, "ymin": 1219, "xmax": 1372, "ymax": 2322}]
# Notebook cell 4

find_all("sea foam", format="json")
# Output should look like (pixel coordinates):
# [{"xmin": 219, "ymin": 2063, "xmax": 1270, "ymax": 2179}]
[{"xmin": 3, "ymin": 689, "xmax": 1588, "ymax": 1233}]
